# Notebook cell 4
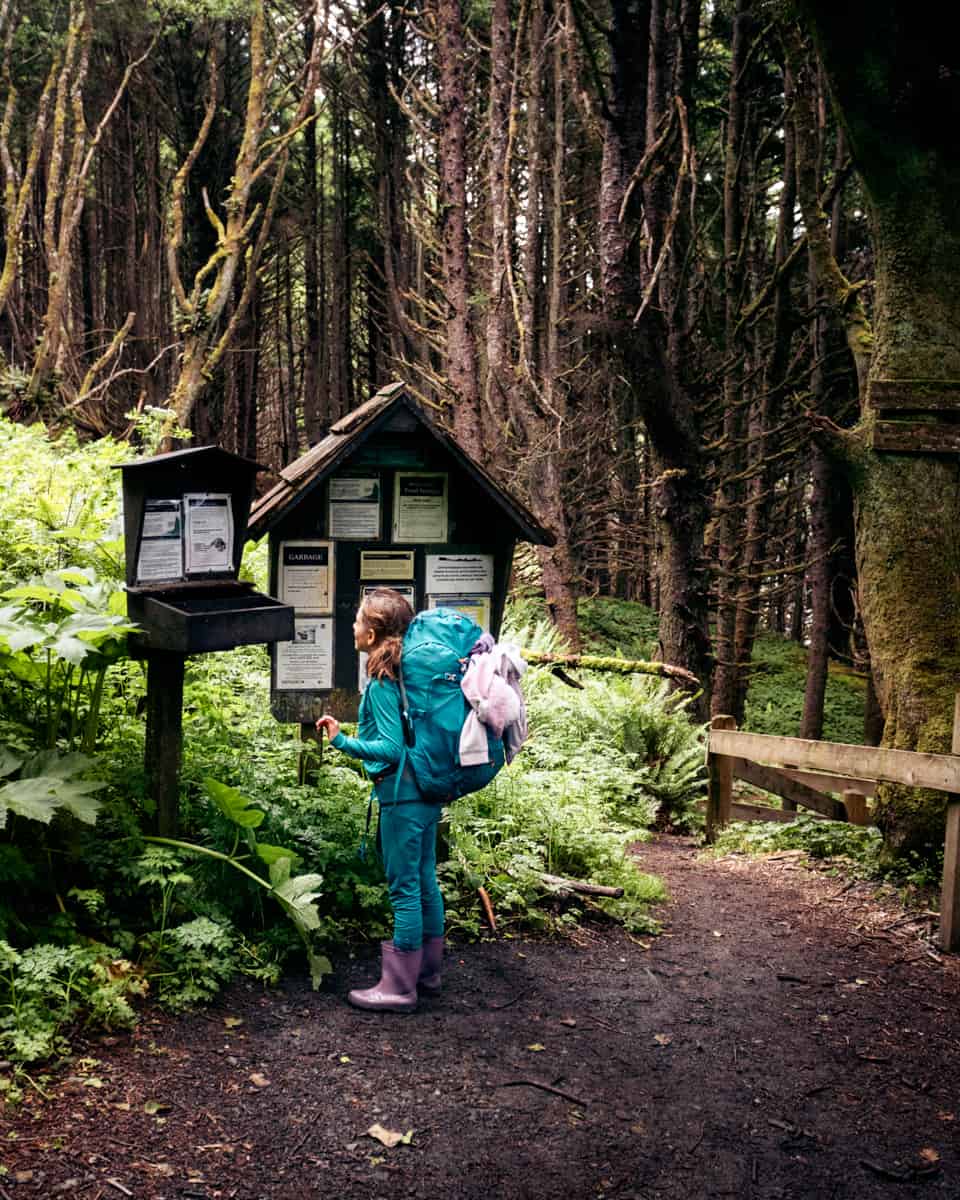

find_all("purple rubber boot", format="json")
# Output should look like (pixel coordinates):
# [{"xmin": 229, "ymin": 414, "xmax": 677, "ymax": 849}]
[
  {"xmin": 348, "ymin": 942, "xmax": 423, "ymax": 1013},
  {"xmin": 418, "ymin": 936, "xmax": 444, "ymax": 993}
]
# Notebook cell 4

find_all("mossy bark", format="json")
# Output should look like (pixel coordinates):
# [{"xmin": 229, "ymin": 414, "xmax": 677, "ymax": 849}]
[
  {"xmin": 853, "ymin": 450, "xmax": 960, "ymax": 857},
  {"xmin": 798, "ymin": 0, "xmax": 960, "ymax": 860}
]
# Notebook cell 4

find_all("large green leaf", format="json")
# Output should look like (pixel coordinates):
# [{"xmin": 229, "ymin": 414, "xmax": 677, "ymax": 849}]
[
  {"xmin": 47, "ymin": 779, "xmax": 105, "ymax": 825},
  {"xmin": 0, "ymin": 752, "xmax": 106, "ymax": 827},
  {"xmin": 0, "ymin": 603, "xmax": 27, "ymax": 633},
  {"xmin": 269, "ymin": 856, "xmax": 323, "ymax": 932},
  {"xmin": 52, "ymin": 633, "xmax": 93, "ymax": 665},
  {"xmin": 23, "ymin": 750, "xmax": 96, "ymax": 779},
  {"xmin": 255, "ymin": 842, "xmax": 304, "ymax": 869},
  {"xmin": 0, "ymin": 777, "xmax": 67, "ymax": 824},
  {"xmin": 203, "ymin": 777, "xmax": 265, "ymax": 828},
  {"xmin": 306, "ymin": 950, "xmax": 333, "ymax": 989},
  {"xmin": 0, "ymin": 747, "xmax": 23, "ymax": 779},
  {"xmin": 60, "ymin": 611, "xmax": 137, "ymax": 638},
  {"xmin": 0, "ymin": 774, "xmax": 104, "ymax": 826},
  {"xmin": 3, "ymin": 583, "xmax": 67, "ymax": 606},
  {"xmin": 53, "ymin": 567, "xmax": 96, "ymax": 587},
  {"xmin": 6, "ymin": 626, "xmax": 45, "ymax": 654}
]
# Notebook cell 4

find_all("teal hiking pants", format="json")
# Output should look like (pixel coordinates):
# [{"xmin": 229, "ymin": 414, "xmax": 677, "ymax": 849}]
[{"xmin": 375, "ymin": 790, "xmax": 445, "ymax": 952}]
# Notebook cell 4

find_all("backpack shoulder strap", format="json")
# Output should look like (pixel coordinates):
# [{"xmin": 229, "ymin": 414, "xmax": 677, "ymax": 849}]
[{"xmin": 396, "ymin": 663, "xmax": 415, "ymax": 748}]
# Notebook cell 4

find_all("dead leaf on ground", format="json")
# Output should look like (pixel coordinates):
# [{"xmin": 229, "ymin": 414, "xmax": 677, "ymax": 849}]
[
  {"xmin": 133, "ymin": 1161, "xmax": 175, "ymax": 1177},
  {"xmin": 653, "ymin": 1033, "xmax": 673, "ymax": 1046},
  {"xmin": 143, "ymin": 1099, "xmax": 172, "ymax": 1115},
  {"xmin": 249, "ymin": 1072, "xmax": 271, "ymax": 1088},
  {"xmin": 366, "ymin": 1122, "xmax": 414, "ymax": 1148},
  {"xmin": 223, "ymin": 1016, "xmax": 244, "ymax": 1028},
  {"xmin": 919, "ymin": 1147, "xmax": 940, "ymax": 1164}
]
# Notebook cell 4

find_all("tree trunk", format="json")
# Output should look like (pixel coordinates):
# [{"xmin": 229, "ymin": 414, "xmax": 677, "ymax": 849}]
[
  {"xmin": 712, "ymin": 0, "xmax": 752, "ymax": 718},
  {"xmin": 485, "ymin": 0, "xmax": 513, "ymax": 434},
  {"xmin": 435, "ymin": 0, "xmax": 483, "ymax": 459},
  {"xmin": 301, "ymin": 21, "xmax": 322, "ymax": 444},
  {"xmin": 797, "ymin": 1, "xmax": 960, "ymax": 858}
]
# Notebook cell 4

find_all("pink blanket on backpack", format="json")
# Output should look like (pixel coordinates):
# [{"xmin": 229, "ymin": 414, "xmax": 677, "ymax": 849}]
[{"xmin": 459, "ymin": 643, "xmax": 527, "ymax": 766}]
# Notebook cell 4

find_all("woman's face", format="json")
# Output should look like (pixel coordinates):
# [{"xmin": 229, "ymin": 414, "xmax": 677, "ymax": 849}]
[{"xmin": 353, "ymin": 607, "xmax": 376, "ymax": 652}]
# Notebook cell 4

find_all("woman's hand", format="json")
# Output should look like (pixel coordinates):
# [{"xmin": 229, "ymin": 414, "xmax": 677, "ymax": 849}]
[{"xmin": 316, "ymin": 714, "xmax": 340, "ymax": 740}]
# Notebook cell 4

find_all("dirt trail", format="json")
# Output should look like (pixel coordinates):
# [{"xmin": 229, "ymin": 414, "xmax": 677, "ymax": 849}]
[{"xmin": 3, "ymin": 836, "xmax": 960, "ymax": 1199}]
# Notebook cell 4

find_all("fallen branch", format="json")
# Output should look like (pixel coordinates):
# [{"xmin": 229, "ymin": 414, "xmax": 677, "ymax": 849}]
[
  {"xmin": 541, "ymin": 873, "xmax": 624, "ymax": 898},
  {"xmin": 495, "ymin": 1079, "xmax": 589, "ymax": 1105},
  {"xmin": 860, "ymin": 1159, "xmax": 939, "ymax": 1184},
  {"xmin": 478, "ymin": 885, "xmax": 497, "ymax": 932},
  {"xmin": 521, "ymin": 650, "xmax": 699, "ymax": 688},
  {"xmin": 550, "ymin": 666, "xmax": 584, "ymax": 690}
]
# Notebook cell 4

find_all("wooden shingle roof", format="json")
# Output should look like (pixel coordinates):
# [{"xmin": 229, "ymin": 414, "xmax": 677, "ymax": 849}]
[{"xmin": 247, "ymin": 382, "xmax": 555, "ymax": 545}]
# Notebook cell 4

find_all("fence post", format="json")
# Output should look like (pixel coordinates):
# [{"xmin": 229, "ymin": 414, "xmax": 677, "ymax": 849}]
[
  {"xmin": 940, "ymin": 694, "xmax": 960, "ymax": 952},
  {"xmin": 705, "ymin": 714, "xmax": 736, "ymax": 844},
  {"xmin": 842, "ymin": 790, "xmax": 869, "ymax": 826}
]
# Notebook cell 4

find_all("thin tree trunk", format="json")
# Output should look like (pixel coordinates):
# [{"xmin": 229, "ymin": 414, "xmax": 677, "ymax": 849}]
[
  {"xmin": 712, "ymin": 0, "xmax": 752, "ymax": 717},
  {"xmin": 436, "ymin": 0, "xmax": 483, "ymax": 458}
]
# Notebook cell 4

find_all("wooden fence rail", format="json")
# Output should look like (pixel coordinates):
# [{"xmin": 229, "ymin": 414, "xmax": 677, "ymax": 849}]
[{"xmin": 705, "ymin": 695, "xmax": 960, "ymax": 954}]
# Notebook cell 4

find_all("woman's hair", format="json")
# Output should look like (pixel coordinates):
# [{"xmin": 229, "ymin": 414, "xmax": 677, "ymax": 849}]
[{"xmin": 361, "ymin": 588, "xmax": 414, "ymax": 681}]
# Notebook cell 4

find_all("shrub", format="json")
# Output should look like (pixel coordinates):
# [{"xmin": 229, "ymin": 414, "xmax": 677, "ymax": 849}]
[
  {"xmin": 0, "ymin": 939, "xmax": 145, "ymax": 1065},
  {"xmin": 710, "ymin": 813, "xmax": 882, "ymax": 872},
  {"xmin": 437, "ymin": 667, "xmax": 704, "ymax": 935}
]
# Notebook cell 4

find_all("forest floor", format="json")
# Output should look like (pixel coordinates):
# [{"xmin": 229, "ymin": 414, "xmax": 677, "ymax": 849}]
[{"xmin": 3, "ymin": 836, "xmax": 960, "ymax": 1200}]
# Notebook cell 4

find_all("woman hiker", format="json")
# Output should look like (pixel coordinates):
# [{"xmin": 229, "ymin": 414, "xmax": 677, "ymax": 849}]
[{"xmin": 316, "ymin": 587, "xmax": 444, "ymax": 1013}]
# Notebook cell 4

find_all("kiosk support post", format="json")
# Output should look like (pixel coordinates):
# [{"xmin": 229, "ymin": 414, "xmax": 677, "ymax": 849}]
[
  {"xmin": 145, "ymin": 652, "xmax": 186, "ymax": 836},
  {"xmin": 299, "ymin": 721, "xmax": 323, "ymax": 786}
]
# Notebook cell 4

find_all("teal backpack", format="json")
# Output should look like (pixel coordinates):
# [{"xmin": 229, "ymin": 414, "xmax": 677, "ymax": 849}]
[{"xmin": 396, "ymin": 607, "xmax": 505, "ymax": 803}]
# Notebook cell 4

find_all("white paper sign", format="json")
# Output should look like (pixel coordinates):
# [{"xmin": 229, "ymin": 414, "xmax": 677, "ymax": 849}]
[
  {"xmin": 360, "ymin": 549, "xmax": 415, "ymax": 580},
  {"xmin": 279, "ymin": 541, "xmax": 334, "ymax": 612},
  {"xmin": 393, "ymin": 473, "xmax": 448, "ymax": 542},
  {"xmin": 328, "ymin": 476, "xmax": 381, "ymax": 539},
  {"xmin": 425, "ymin": 553, "xmax": 494, "ymax": 594},
  {"xmin": 275, "ymin": 618, "xmax": 333, "ymax": 690},
  {"xmin": 136, "ymin": 499, "xmax": 184, "ymax": 583},
  {"xmin": 184, "ymin": 494, "xmax": 233, "ymax": 574}
]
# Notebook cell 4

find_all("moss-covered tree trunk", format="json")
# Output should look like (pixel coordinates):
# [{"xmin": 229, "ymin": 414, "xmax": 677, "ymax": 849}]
[
  {"xmin": 854, "ymin": 455, "xmax": 960, "ymax": 853},
  {"xmin": 797, "ymin": 1, "xmax": 960, "ymax": 858}
]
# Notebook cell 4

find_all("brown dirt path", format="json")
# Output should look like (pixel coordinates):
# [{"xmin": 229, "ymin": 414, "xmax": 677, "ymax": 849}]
[{"xmin": 3, "ymin": 835, "xmax": 960, "ymax": 1199}]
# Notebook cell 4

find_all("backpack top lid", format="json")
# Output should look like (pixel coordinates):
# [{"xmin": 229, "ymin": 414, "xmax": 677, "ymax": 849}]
[{"xmin": 402, "ymin": 607, "xmax": 484, "ymax": 667}]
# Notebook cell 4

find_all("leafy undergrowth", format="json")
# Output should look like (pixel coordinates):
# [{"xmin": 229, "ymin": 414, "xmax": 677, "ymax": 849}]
[
  {"xmin": 709, "ymin": 814, "xmax": 942, "ymax": 908},
  {"xmin": 578, "ymin": 596, "xmax": 868, "ymax": 745},
  {"xmin": 743, "ymin": 632, "xmax": 866, "ymax": 744},
  {"xmin": 0, "ymin": 441, "xmax": 862, "ymax": 1076},
  {"xmin": 711, "ymin": 813, "xmax": 882, "ymax": 869},
  {"xmin": 0, "ymin": 563, "xmax": 707, "ymax": 1075}
]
